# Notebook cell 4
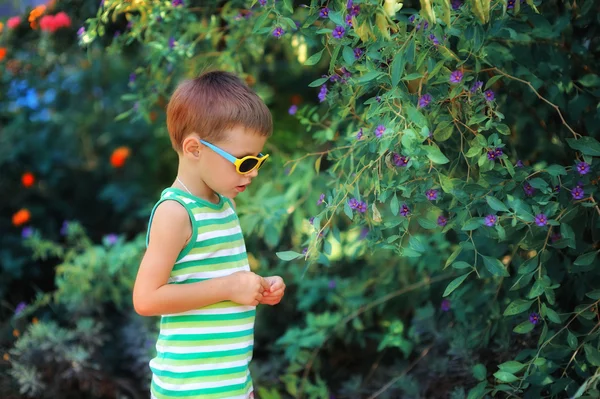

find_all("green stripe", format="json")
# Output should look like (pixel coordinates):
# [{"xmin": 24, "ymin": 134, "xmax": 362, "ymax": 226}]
[
  {"xmin": 155, "ymin": 351, "xmax": 251, "ymax": 365},
  {"xmin": 187, "ymin": 237, "xmax": 245, "ymax": 255},
  {"xmin": 157, "ymin": 369, "xmax": 247, "ymax": 384},
  {"xmin": 192, "ymin": 233, "xmax": 244, "ymax": 248},
  {"xmin": 171, "ymin": 257, "xmax": 248, "ymax": 275},
  {"xmin": 161, "ymin": 316, "xmax": 254, "ymax": 329},
  {"xmin": 158, "ymin": 329, "xmax": 254, "ymax": 341},
  {"xmin": 153, "ymin": 365, "xmax": 247, "ymax": 380},
  {"xmin": 158, "ymin": 335, "xmax": 252, "ymax": 347},
  {"xmin": 151, "ymin": 378, "xmax": 251, "ymax": 398},
  {"xmin": 196, "ymin": 214, "xmax": 237, "ymax": 228},
  {"xmin": 197, "ymin": 219, "xmax": 238, "ymax": 235},
  {"xmin": 163, "ymin": 310, "xmax": 255, "ymax": 324},
  {"xmin": 173, "ymin": 252, "xmax": 248, "ymax": 269}
]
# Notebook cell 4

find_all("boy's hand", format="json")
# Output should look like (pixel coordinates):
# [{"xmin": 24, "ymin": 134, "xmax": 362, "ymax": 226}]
[
  {"xmin": 260, "ymin": 276, "xmax": 286, "ymax": 306},
  {"xmin": 227, "ymin": 271, "xmax": 270, "ymax": 306}
]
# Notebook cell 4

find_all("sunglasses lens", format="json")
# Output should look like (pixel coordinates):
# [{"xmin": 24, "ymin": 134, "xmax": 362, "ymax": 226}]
[{"xmin": 239, "ymin": 158, "xmax": 259, "ymax": 173}]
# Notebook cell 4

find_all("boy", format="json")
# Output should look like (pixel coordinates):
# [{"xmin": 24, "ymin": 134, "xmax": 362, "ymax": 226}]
[{"xmin": 133, "ymin": 70, "xmax": 285, "ymax": 399}]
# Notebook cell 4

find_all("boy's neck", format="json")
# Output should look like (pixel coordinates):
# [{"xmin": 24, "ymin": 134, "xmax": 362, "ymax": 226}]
[{"xmin": 173, "ymin": 169, "xmax": 220, "ymax": 204}]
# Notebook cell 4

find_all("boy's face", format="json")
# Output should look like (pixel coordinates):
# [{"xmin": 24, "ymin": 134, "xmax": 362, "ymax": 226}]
[{"xmin": 196, "ymin": 125, "xmax": 268, "ymax": 199}]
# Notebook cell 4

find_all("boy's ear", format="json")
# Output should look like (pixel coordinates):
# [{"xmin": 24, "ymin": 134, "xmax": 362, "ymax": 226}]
[{"xmin": 181, "ymin": 135, "xmax": 202, "ymax": 158}]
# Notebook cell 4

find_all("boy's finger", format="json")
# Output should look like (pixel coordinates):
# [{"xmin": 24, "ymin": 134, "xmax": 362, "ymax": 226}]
[{"xmin": 260, "ymin": 278, "xmax": 270, "ymax": 290}]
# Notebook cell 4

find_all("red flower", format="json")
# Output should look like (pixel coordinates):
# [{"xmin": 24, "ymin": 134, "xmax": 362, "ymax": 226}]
[
  {"xmin": 110, "ymin": 146, "xmax": 131, "ymax": 168},
  {"xmin": 40, "ymin": 12, "xmax": 71, "ymax": 33},
  {"xmin": 21, "ymin": 172, "xmax": 35, "ymax": 188},
  {"xmin": 7, "ymin": 16, "xmax": 21, "ymax": 29},
  {"xmin": 0, "ymin": 48, "xmax": 6, "ymax": 62},
  {"xmin": 12, "ymin": 209, "xmax": 31, "ymax": 226}
]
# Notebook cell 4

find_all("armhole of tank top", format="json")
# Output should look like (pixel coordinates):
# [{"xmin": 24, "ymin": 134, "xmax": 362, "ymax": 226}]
[
  {"xmin": 146, "ymin": 197, "xmax": 199, "ymax": 262},
  {"xmin": 222, "ymin": 196, "xmax": 236, "ymax": 214}
]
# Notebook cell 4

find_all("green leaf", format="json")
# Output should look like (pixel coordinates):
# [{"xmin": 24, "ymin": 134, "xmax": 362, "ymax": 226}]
[
  {"xmin": 462, "ymin": 218, "xmax": 482, "ymax": 231},
  {"xmin": 342, "ymin": 46, "xmax": 355, "ymax": 66},
  {"xmin": 567, "ymin": 331, "xmax": 578, "ymax": 350},
  {"xmin": 546, "ymin": 165, "xmax": 567, "ymax": 176},
  {"xmin": 467, "ymin": 381, "xmax": 487, "ymax": 399},
  {"xmin": 494, "ymin": 371, "xmax": 519, "ymax": 383},
  {"xmin": 574, "ymin": 251, "xmax": 598, "ymax": 266},
  {"xmin": 586, "ymin": 290, "xmax": 600, "ymax": 300},
  {"xmin": 584, "ymin": 345, "xmax": 600, "ymax": 366},
  {"xmin": 485, "ymin": 75, "xmax": 503, "ymax": 90},
  {"xmin": 417, "ymin": 217, "xmax": 438, "ymax": 229},
  {"xmin": 304, "ymin": 49, "xmax": 324, "ymax": 66},
  {"xmin": 482, "ymin": 255, "xmax": 509, "ymax": 277},
  {"xmin": 390, "ymin": 194, "xmax": 399, "ymax": 216},
  {"xmin": 445, "ymin": 246, "xmax": 462, "ymax": 267},
  {"xmin": 504, "ymin": 299, "xmax": 534, "ymax": 316},
  {"xmin": 544, "ymin": 306, "xmax": 561, "ymax": 324},
  {"xmin": 308, "ymin": 77, "xmax": 328, "ymax": 87},
  {"xmin": 566, "ymin": 137, "xmax": 600, "ymax": 156},
  {"xmin": 513, "ymin": 320, "xmax": 535, "ymax": 334},
  {"xmin": 343, "ymin": 201, "xmax": 354, "ymax": 220},
  {"xmin": 276, "ymin": 251, "xmax": 303, "ymax": 261},
  {"xmin": 423, "ymin": 145, "xmax": 450, "ymax": 164},
  {"xmin": 498, "ymin": 361, "xmax": 525, "ymax": 374},
  {"xmin": 391, "ymin": 52, "xmax": 405, "ymax": 87},
  {"xmin": 497, "ymin": 124, "xmax": 510, "ymax": 135},
  {"xmin": 518, "ymin": 256, "xmax": 539, "ymax": 275},
  {"xmin": 486, "ymin": 196, "xmax": 509, "ymax": 212},
  {"xmin": 283, "ymin": 0, "xmax": 294, "ymax": 13},
  {"xmin": 452, "ymin": 261, "xmax": 472, "ymax": 269},
  {"xmin": 443, "ymin": 273, "xmax": 471, "ymax": 297},
  {"xmin": 357, "ymin": 70, "xmax": 383, "ymax": 83},
  {"xmin": 578, "ymin": 74, "xmax": 600, "ymax": 88},
  {"xmin": 472, "ymin": 364, "xmax": 487, "ymax": 381},
  {"xmin": 434, "ymin": 122, "xmax": 453, "ymax": 142},
  {"xmin": 527, "ymin": 279, "xmax": 545, "ymax": 299}
]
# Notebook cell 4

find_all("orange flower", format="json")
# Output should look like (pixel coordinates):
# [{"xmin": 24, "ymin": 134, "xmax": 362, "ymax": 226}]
[
  {"xmin": 12, "ymin": 209, "xmax": 31, "ymax": 226},
  {"xmin": 32, "ymin": 317, "xmax": 39, "ymax": 324},
  {"xmin": 0, "ymin": 22, "xmax": 4, "ymax": 34},
  {"xmin": 0, "ymin": 48, "xmax": 6, "ymax": 62},
  {"xmin": 29, "ymin": 5, "xmax": 46, "ymax": 29},
  {"xmin": 3, "ymin": 353, "xmax": 9, "ymax": 361},
  {"xmin": 22, "ymin": 172, "xmax": 35, "ymax": 188},
  {"xmin": 12, "ymin": 329, "xmax": 20, "ymax": 338},
  {"xmin": 110, "ymin": 146, "xmax": 131, "ymax": 168}
]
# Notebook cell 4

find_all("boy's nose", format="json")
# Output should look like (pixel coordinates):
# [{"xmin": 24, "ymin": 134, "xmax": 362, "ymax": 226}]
[{"xmin": 247, "ymin": 168, "xmax": 259, "ymax": 178}]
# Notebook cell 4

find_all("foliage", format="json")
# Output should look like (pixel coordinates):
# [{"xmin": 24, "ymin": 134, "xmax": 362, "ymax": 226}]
[{"xmin": 2, "ymin": 0, "xmax": 600, "ymax": 398}]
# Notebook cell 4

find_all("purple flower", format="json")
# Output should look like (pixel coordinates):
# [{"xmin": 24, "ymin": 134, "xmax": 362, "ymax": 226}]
[
  {"xmin": 332, "ymin": 25, "xmax": 346, "ymax": 39},
  {"xmin": 104, "ymin": 234, "xmax": 119, "ymax": 245},
  {"xmin": 551, "ymin": 232, "xmax": 561, "ymax": 242},
  {"xmin": 77, "ymin": 27, "xmax": 85, "ymax": 36},
  {"xmin": 345, "ymin": 15, "xmax": 353, "ymax": 26},
  {"xmin": 429, "ymin": 34, "xmax": 439, "ymax": 45},
  {"xmin": 400, "ymin": 204, "xmax": 410, "ymax": 217},
  {"xmin": 114, "ymin": 30, "xmax": 121, "ymax": 38},
  {"xmin": 356, "ymin": 128, "xmax": 363, "ymax": 140},
  {"xmin": 554, "ymin": 185, "xmax": 561, "ymax": 193},
  {"xmin": 15, "ymin": 302, "xmax": 27, "ymax": 315},
  {"xmin": 317, "ymin": 193, "xmax": 326, "ymax": 205},
  {"xmin": 60, "ymin": 221, "xmax": 69, "ymax": 236},
  {"xmin": 348, "ymin": 198, "xmax": 359, "ymax": 209},
  {"xmin": 487, "ymin": 150, "xmax": 498, "ymax": 161},
  {"xmin": 576, "ymin": 162, "xmax": 590, "ymax": 175},
  {"xmin": 360, "ymin": 228, "xmax": 369, "ymax": 240},
  {"xmin": 507, "ymin": 0, "xmax": 516, "ymax": 9},
  {"xmin": 484, "ymin": 214, "xmax": 497, "ymax": 227},
  {"xmin": 172, "ymin": 0, "xmax": 183, "ymax": 6},
  {"xmin": 356, "ymin": 201, "xmax": 367, "ymax": 213},
  {"xmin": 302, "ymin": 248, "xmax": 308, "ymax": 255},
  {"xmin": 416, "ymin": 21, "xmax": 429, "ymax": 31},
  {"xmin": 353, "ymin": 48, "xmax": 363, "ymax": 59},
  {"xmin": 426, "ymin": 189, "xmax": 439, "ymax": 201},
  {"xmin": 495, "ymin": 148, "xmax": 503, "ymax": 158},
  {"xmin": 451, "ymin": 0, "xmax": 463, "ymax": 10},
  {"xmin": 534, "ymin": 214, "xmax": 548, "ymax": 227},
  {"xmin": 168, "ymin": 37, "xmax": 175, "ymax": 49},
  {"xmin": 529, "ymin": 312, "xmax": 540, "ymax": 325},
  {"xmin": 309, "ymin": 217, "xmax": 315, "ymax": 225},
  {"xmin": 330, "ymin": 74, "xmax": 340, "ymax": 83},
  {"xmin": 441, "ymin": 299, "xmax": 451, "ymax": 312},
  {"xmin": 21, "ymin": 227, "xmax": 34, "ymax": 239},
  {"xmin": 129, "ymin": 73, "xmax": 136, "ymax": 84},
  {"xmin": 376, "ymin": 95, "xmax": 381, "ymax": 103},
  {"xmin": 484, "ymin": 90, "xmax": 495, "ymax": 102},
  {"xmin": 288, "ymin": 105, "xmax": 298, "ymax": 115},
  {"xmin": 328, "ymin": 280, "xmax": 336, "ymax": 289},
  {"xmin": 319, "ymin": 7, "xmax": 330, "ymax": 18},
  {"xmin": 375, "ymin": 124, "xmax": 386, "ymax": 138},
  {"xmin": 449, "ymin": 70, "xmax": 463, "ymax": 84},
  {"xmin": 523, "ymin": 182, "xmax": 535, "ymax": 197},
  {"xmin": 470, "ymin": 81, "xmax": 483, "ymax": 92},
  {"xmin": 571, "ymin": 186, "xmax": 585, "ymax": 200},
  {"xmin": 346, "ymin": 0, "xmax": 353, "ymax": 9},
  {"xmin": 418, "ymin": 93, "xmax": 432, "ymax": 108},
  {"xmin": 408, "ymin": 15, "xmax": 416, "ymax": 24},
  {"xmin": 259, "ymin": 0, "xmax": 267, "ymax": 5},
  {"xmin": 349, "ymin": 4, "xmax": 360, "ymax": 16},
  {"xmin": 516, "ymin": 160, "xmax": 524, "ymax": 167},
  {"xmin": 393, "ymin": 154, "xmax": 409, "ymax": 167},
  {"xmin": 318, "ymin": 85, "xmax": 328, "ymax": 102},
  {"xmin": 272, "ymin": 27, "xmax": 284, "ymax": 38},
  {"xmin": 437, "ymin": 215, "xmax": 448, "ymax": 227}
]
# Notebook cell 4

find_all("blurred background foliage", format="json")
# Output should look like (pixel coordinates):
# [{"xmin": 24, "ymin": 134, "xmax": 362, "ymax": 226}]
[{"xmin": 0, "ymin": 0, "xmax": 599, "ymax": 398}]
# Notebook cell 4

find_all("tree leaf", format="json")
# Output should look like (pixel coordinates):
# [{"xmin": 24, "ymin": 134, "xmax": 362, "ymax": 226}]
[
  {"xmin": 342, "ymin": 46, "xmax": 356, "ymax": 66},
  {"xmin": 445, "ymin": 246, "xmax": 462, "ymax": 267},
  {"xmin": 504, "ymin": 299, "xmax": 534, "ymax": 316},
  {"xmin": 494, "ymin": 371, "xmax": 519, "ymax": 383},
  {"xmin": 498, "ymin": 361, "xmax": 525, "ymax": 374},
  {"xmin": 391, "ymin": 52, "xmax": 405, "ymax": 87},
  {"xmin": 443, "ymin": 273, "xmax": 471, "ymax": 297},
  {"xmin": 584, "ymin": 344, "xmax": 600, "ymax": 366},
  {"xmin": 546, "ymin": 165, "xmax": 567, "ymax": 176},
  {"xmin": 467, "ymin": 381, "xmax": 487, "ymax": 399},
  {"xmin": 486, "ymin": 196, "xmax": 509, "ymax": 212},
  {"xmin": 422, "ymin": 145, "xmax": 450, "ymax": 164},
  {"xmin": 390, "ymin": 194, "xmax": 399, "ymax": 216},
  {"xmin": 566, "ymin": 137, "xmax": 600, "ymax": 156},
  {"xmin": 513, "ymin": 320, "xmax": 535, "ymax": 334},
  {"xmin": 472, "ymin": 364, "xmax": 487, "ymax": 381},
  {"xmin": 462, "ymin": 218, "xmax": 483, "ymax": 231},
  {"xmin": 276, "ymin": 251, "xmax": 303, "ymax": 261},
  {"xmin": 304, "ymin": 49, "xmax": 324, "ymax": 66},
  {"xmin": 482, "ymin": 255, "xmax": 509, "ymax": 277},
  {"xmin": 574, "ymin": 251, "xmax": 598, "ymax": 266}
]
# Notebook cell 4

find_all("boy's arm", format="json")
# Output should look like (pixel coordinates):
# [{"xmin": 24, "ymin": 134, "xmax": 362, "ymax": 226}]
[{"xmin": 132, "ymin": 200, "xmax": 269, "ymax": 316}]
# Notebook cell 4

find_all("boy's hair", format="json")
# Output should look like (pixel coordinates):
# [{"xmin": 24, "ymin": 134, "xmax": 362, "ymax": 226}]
[{"xmin": 166, "ymin": 70, "xmax": 272, "ymax": 152}]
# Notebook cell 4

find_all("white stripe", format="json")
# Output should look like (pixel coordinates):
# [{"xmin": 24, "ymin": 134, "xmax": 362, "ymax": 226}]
[
  {"xmin": 156, "ymin": 340, "xmax": 253, "ymax": 354},
  {"xmin": 194, "ymin": 208, "xmax": 234, "ymax": 221},
  {"xmin": 168, "ymin": 266, "xmax": 249, "ymax": 282},
  {"xmin": 196, "ymin": 225, "xmax": 242, "ymax": 242},
  {"xmin": 176, "ymin": 245, "xmax": 245, "ymax": 264},
  {"xmin": 153, "ymin": 374, "xmax": 248, "ymax": 391},
  {"xmin": 159, "ymin": 322, "xmax": 255, "ymax": 336},
  {"xmin": 164, "ymin": 192, "xmax": 195, "ymax": 204},
  {"xmin": 150, "ymin": 357, "xmax": 251, "ymax": 373},
  {"xmin": 165, "ymin": 305, "xmax": 255, "ymax": 316}
]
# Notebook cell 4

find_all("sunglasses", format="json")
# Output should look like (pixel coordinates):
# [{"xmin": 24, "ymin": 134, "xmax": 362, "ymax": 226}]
[{"xmin": 199, "ymin": 139, "xmax": 269, "ymax": 175}]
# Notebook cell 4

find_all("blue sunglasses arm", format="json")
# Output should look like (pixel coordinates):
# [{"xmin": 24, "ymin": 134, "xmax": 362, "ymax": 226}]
[{"xmin": 200, "ymin": 140, "xmax": 237, "ymax": 163}]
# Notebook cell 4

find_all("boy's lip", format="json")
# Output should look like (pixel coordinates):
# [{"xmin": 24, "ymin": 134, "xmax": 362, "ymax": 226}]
[{"xmin": 235, "ymin": 184, "xmax": 248, "ymax": 192}]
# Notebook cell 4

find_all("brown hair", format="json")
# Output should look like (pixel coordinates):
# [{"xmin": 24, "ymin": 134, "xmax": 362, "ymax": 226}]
[{"xmin": 166, "ymin": 70, "xmax": 272, "ymax": 151}]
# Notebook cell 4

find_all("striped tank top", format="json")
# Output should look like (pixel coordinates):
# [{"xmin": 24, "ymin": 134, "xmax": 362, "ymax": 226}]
[{"xmin": 147, "ymin": 187, "xmax": 255, "ymax": 399}]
